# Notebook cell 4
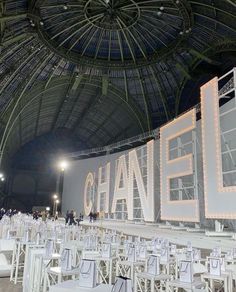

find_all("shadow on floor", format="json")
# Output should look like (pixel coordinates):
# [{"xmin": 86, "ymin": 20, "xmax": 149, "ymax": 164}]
[{"xmin": 0, "ymin": 278, "xmax": 22, "ymax": 292}]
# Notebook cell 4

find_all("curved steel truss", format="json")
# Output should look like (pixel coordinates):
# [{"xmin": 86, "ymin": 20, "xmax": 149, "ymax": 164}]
[
  {"xmin": 29, "ymin": 0, "xmax": 192, "ymax": 69},
  {"xmin": 0, "ymin": 0, "xmax": 235, "ymax": 168}
]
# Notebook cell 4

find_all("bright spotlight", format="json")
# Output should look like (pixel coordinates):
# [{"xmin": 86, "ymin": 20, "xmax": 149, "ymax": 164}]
[
  {"xmin": 53, "ymin": 194, "xmax": 58, "ymax": 200},
  {"xmin": 59, "ymin": 160, "xmax": 68, "ymax": 171},
  {"xmin": 0, "ymin": 173, "xmax": 3, "ymax": 179},
  {"xmin": 55, "ymin": 200, "xmax": 60, "ymax": 204},
  {"xmin": 1, "ymin": 177, "xmax": 5, "ymax": 182},
  {"xmin": 46, "ymin": 207, "xmax": 50, "ymax": 211}
]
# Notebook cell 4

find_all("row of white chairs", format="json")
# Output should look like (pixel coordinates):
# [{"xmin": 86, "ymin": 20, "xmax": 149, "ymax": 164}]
[{"xmin": 1, "ymin": 215, "xmax": 236, "ymax": 291}]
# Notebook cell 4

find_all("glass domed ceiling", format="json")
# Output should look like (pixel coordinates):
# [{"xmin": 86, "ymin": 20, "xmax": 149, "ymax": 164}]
[{"xmin": 31, "ymin": 0, "xmax": 192, "ymax": 69}]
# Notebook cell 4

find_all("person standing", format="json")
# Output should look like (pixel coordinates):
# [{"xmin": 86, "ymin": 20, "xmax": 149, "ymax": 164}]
[
  {"xmin": 65, "ymin": 210, "xmax": 69, "ymax": 224},
  {"xmin": 89, "ymin": 211, "xmax": 93, "ymax": 223},
  {"xmin": 41, "ymin": 210, "xmax": 46, "ymax": 223},
  {"xmin": 68, "ymin": 210, "xmax": 76, "ymax": 225}
]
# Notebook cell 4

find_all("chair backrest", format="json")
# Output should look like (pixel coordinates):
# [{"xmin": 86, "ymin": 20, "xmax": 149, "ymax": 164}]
[
  {"xmin": 0, "ymin": 239, "xmax": 15, "ymax": 252},
  {"xmin": 0, "ymin": 253, "xmax": 9, "ymax": 265}
]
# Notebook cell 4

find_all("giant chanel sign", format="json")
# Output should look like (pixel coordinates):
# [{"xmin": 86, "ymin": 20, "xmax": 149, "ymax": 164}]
[{"xmin": 63, "ymin": 71, "xmax": 236, "ymax": 222}]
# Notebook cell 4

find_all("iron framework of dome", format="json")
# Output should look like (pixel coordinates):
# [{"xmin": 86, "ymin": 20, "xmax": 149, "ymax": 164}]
[
  {"xmin": 0, "ymin": 0, "xmax": 235, "ymax": 169},
  {"xmin": 30, "ymin": 0, "xmax": 192, "ymax": 69}
]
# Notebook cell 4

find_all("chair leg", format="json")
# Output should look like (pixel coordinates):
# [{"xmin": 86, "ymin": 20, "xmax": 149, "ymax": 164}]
[
  {"xmin": 151, "ymin": 279, "xmax": 155, "ymax": 292},
  {"xmin": 134, "ymin": 276, "xmax": 138, "ymax": 292}
]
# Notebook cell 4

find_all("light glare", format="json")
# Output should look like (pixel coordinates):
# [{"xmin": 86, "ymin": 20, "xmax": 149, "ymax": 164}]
[{"xmin": 59, "ymin": 160, "xmax": 68, "ymax": 171}]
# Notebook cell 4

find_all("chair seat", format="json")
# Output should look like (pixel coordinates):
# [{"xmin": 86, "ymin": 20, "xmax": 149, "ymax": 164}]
[
  {"xmin": 193, "ymin": 263, "xmax": 208, "ymax": 274},
  {"xmin": 118, "ymin": 260, "xmax": 144, "ymax": 266},
  {"xmin": 0, "ymin": 239, "xmax": 15, "ymax": 252},
  {"xmin": 49, "ymin": 281, "xmax": 112, "ymax": 292},
  {"xmin": 152, "ymin": 254, "xmax": 175, "ymax": 265},
  {"xmin": 48, "ymin": 266, "xmax": 80, "ymax": 276},
  {"xmin": 44, "ymin": 253, "xmax": 61, "ymax": 260},
  {"xmin": 201, "ymin": 272, "xmax": 229, "ymax": 280},
  {"xmin": 0, "ymin": 253, "xmax": 9, "ymax": 265},
  {"xmin": 168, "ymin": 278, "xmax": 205, "ymax": 289},
  {"xmin": 94, "ymin": 256, "xmax": 117, "ymax": 261},
  {"xmin": 136, "ymin": 272, "xmax": 171, "ymax": 281},
  {"xmin": 0, "ymin": 264, "xmax": 11, "ymax": 277},
  {"xmin": 82, "ymin": 251, "xmax": 100, "ymax": 259},
  {"xmin": 226, "ymin": 264, "xmax": 236, "ymax": 274}
]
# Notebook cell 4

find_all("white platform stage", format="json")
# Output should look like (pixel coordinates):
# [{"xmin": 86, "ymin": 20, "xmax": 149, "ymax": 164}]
[{"xmin": 81, "ymin": 220, "xmax": 236, "ymax": 252}]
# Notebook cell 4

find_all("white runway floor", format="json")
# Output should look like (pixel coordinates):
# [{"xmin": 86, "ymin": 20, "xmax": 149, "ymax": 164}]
[{"xmin": 81, "ymin": 220, "xmax": 236, "ymax": 252}]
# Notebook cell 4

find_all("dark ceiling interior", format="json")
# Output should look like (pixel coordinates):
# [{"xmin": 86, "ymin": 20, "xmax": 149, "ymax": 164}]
[{"xmin": 0, "ymin": 0, "xmax": 236, "ymax": 170}]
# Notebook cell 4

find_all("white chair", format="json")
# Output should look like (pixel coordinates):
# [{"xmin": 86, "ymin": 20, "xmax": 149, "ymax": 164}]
[
  {"xmin": 22, "ymin": 246, "xmax": 45, "ymax": 292},
  {"xmin": 116, "ymin": 259, "xmax": 145, "ymax": 285},
  {"xmin": 43, "ymin": 246, "xmax": 79, "ymax": 292},
  {"xmin": 0, "ymin": 253, "xmax": 12, "ymax": 277},
  {"xmin": 167, "ymin": 279, "xmax": 207, "ymax": 292},
  {"xmin": 135, "ymin": 256, "xmax": 171, "ymax": 292},
  {"xmin": 201, "ymin": 257, "xmax": 231, "ymax": 292},
  {"xmin": 11, "ymin": 240, "xmax": 26, "ymax": 284},
  {"xmin": 167, "ymin": 260, "xmax": 206, "ymax": 292},
  {"xmin": 44, "ymin": 266, "xmax": 81, "ymax": 290},
  {"xmin": 0, "ymin": 239, "xmax": 15, "ymax": 277}
]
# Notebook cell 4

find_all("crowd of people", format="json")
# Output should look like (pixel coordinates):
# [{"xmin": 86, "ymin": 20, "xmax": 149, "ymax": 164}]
[
  {"xmin": 89, "ymin": 211, "xmax": 99, "ymax": 223},
  {"xmin": 32, "ymin": 210, "xmax": 50, "ymax": 221},
  {"xmin": 64, "ymin": 210, "xmax": 99, "ymax": 225},
  {"xmin": 0, "ymin": 208, "xmax": 18, "ymax": 220},
  {"xmin": 0, "ymin": 207, "xmax": 99, "ymax": 226},
  {"xmin": 0, "ymin": 208, "xmax": 53, "ymax": 222},
  {"xmin": 65, "ymin": 210, "xmax": 84, "ymax": 225}
]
